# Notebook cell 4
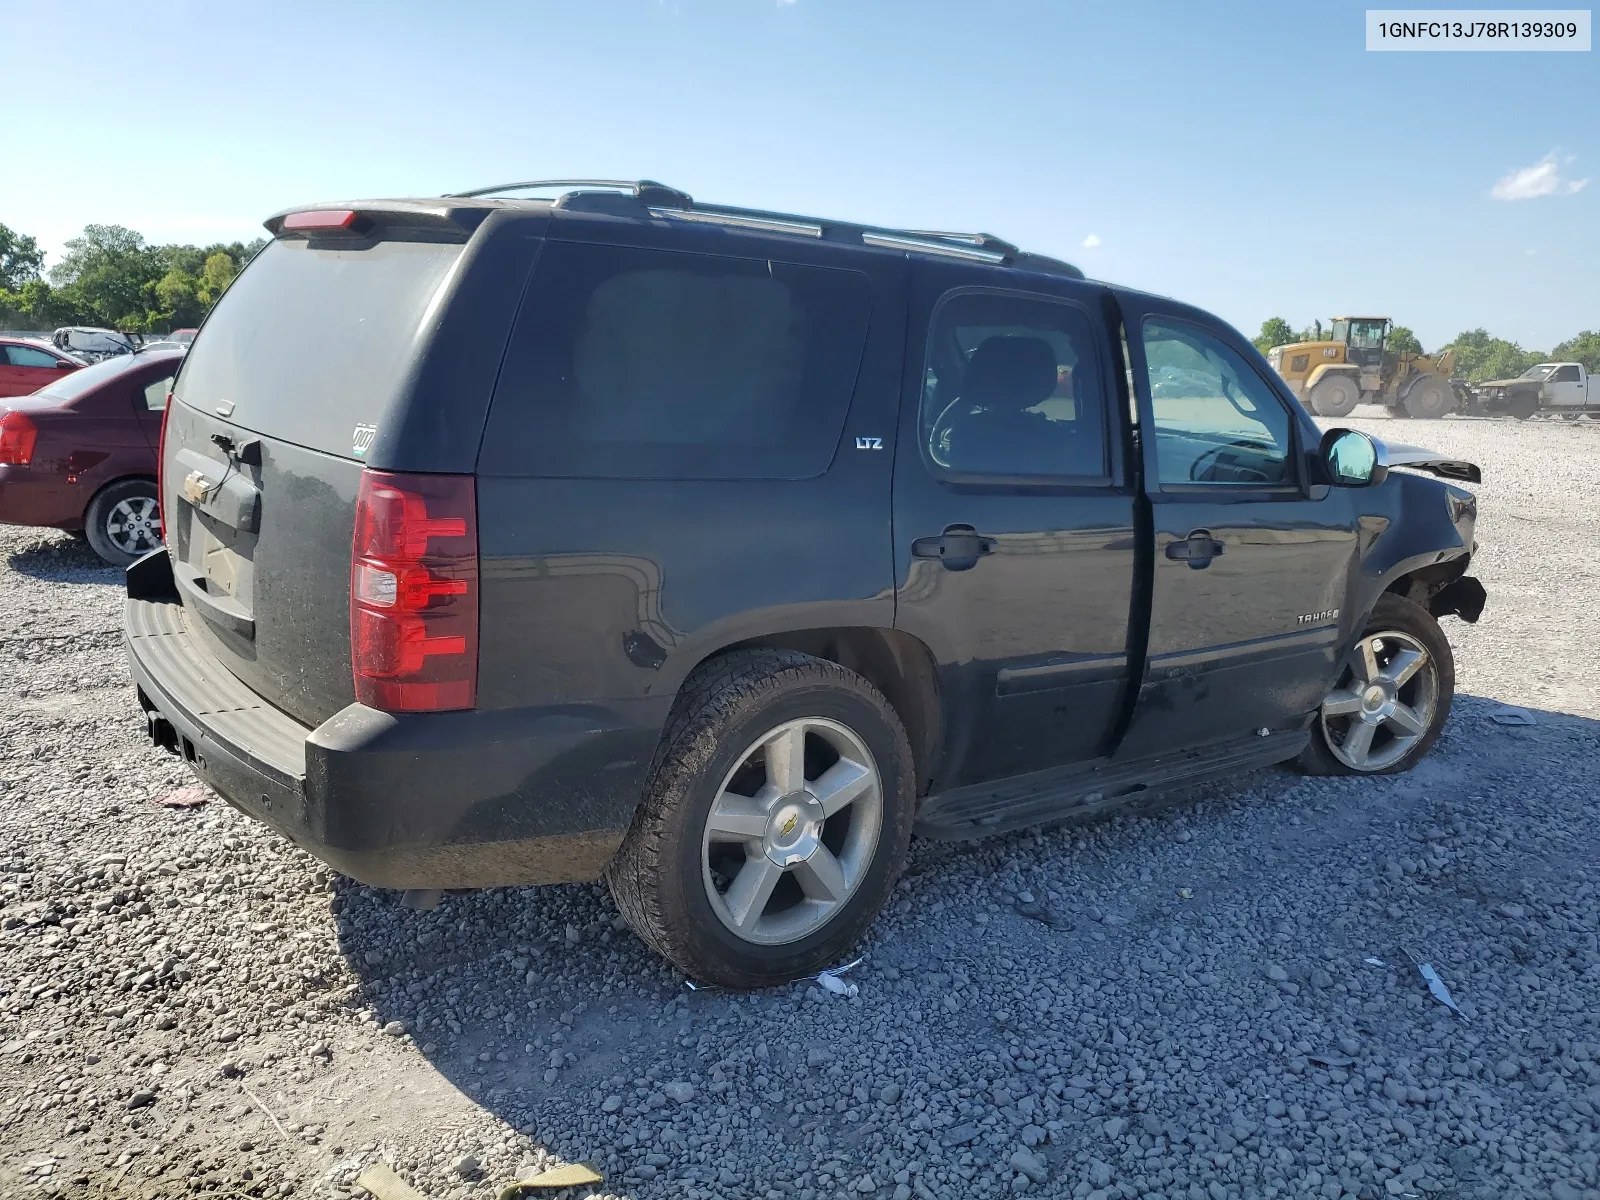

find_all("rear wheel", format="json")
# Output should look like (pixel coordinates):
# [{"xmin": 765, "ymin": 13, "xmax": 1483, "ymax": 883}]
[
  {"xmin": 607, "ymin": 649, "xmax": 915, "ymax": 988},
  {"xmin": 1308, "ymin": 375, "xmax": 1360, "ymax": 418},
  {"xmin": 1297, "ymin": 594, "xmax": 1454, "ymax": 776},
  {"xmin": 1403, "ymin": 377, "xmax": 1454, "ymax": 419},
  {"xmin": 84, "ymin": 479, "xmax": 162, "ymax": 567}
]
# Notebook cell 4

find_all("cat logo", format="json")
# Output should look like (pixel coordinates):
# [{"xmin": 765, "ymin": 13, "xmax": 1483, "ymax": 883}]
[
  {"xmin": 351, "ymin": 423, "xmax": 378, "ymax": 457},
  {"xmin": 855, "ymin": 436, "xmax": 884, "ymax": 450}
]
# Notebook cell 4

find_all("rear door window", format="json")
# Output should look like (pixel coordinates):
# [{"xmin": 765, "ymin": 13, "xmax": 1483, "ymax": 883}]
[
  {"xmin": 143, "ymin": 376, "xmax": 174, "ymax": 410},
  {"xmin": 481, "ymin": 241, "xmax": 872, "ymax": 480},
  {"xmin": 172, "ymin": 238, "xmax": 466, "ymax": 457},
  {"xmin": 920, "ymin": 289, "xmax": 1110, "ymax": 482}
]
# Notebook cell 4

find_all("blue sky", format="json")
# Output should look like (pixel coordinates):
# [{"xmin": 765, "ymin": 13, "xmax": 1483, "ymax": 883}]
[{"xmin": 5, "ymin": 0, "xmax": 1595, "ymax": 350}]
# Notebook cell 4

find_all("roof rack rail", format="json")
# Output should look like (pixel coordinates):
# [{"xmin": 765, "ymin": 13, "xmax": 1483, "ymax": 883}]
[
  {"xmin": 446, "ymin": 178, "xmax": 1080, "ymax": 276},
  {"xmin": 900, "ymin": 229, "xmax": 1020, "ymax": 256},
  {"xmin": 445, "ymin": 178, "xmax": 694, "ymax": 207}
]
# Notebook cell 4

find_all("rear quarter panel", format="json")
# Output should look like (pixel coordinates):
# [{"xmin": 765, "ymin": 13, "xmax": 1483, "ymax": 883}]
[{"xmin": 0, "ymin": 395, "xmax": 154, "ymax": 529}]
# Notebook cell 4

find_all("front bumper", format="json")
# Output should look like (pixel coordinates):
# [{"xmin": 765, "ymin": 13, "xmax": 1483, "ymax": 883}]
[{"xmin": 124, "ymin": 551, "xmax": 660, "ymax": 889}]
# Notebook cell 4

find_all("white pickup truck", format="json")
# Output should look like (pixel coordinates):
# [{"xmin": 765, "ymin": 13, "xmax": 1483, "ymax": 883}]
[{"xmin": 1475, "ymin": 362, "xmax": 1599, "ymax": 419}]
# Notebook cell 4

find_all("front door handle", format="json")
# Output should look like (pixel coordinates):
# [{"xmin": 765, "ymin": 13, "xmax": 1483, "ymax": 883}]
[
  {"xmin": 912, "ymin": 524, "xmax": 997, "ymax": 572},
  {"xmin": 1165, "ymin": 529, "xmax": 1225, "ymax": 570}
]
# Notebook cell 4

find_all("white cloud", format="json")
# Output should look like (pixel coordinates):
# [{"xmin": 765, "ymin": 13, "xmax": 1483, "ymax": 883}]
[
  {"xmin": 1081, "ymin": 233, "xmax": 1101, "ymax": 248},
  {"xmin": 1491, "ymin": 153, "xmax": 1588, "ymax": 200}
]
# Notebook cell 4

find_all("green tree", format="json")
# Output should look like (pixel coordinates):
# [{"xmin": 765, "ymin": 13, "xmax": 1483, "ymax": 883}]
[
  {"xmin": 1551, "ymin": 330, "xmax": 1600, "ymax": 373},
  {"xmin": 1444, "ymin": 328, "xmax": 1546, "ymax": 382},
  {"xmin": 1252, "ymin": 317, "xmax": 1299, "ymax": 353},
  {"xmin": 5, "ymin": 279, "xmax": 87, "ymax": 328},
  {"xmin": 195, "ymin": 253, "xmax": 237, "ymax": 307},
  {"xmin": 49, "ymin": 224, "xmax": 164, "ymax": 330},
  {"xmin": 0, "ymin": 222, "xmax": 45, "ymax": 292},
  {"xmin": 154, "ymin": 268, "xmax": 204, "ymax": 329},
  {"xmin": 1386, "ymin": 326, "xmax": 1423, "ymax": 355}
]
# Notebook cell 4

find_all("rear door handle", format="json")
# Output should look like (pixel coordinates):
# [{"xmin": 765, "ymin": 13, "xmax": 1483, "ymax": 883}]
[
  {"xmin": 1165, "ymin": 529, "xmax": 1225, "ymax": 569},
  {"xmin": 912, "ymin": 524, "xmax": 997, "ymax": 572}
]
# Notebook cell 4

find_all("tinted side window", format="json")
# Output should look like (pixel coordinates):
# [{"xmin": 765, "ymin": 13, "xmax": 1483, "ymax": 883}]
[
  {"xmin": 7, "ymin": 345, "xmax": 58, "ymax": 368},
  {"xmin": 1142, "ymin": 318, "xmax": 1293, "ymax": 488},
  {"xmin": 1552, "ymin": 365, "xmax": 1580, "ymax": 382},
  {"xmin": 921, "ymin": 291, "xmax": 1108, "ymax": 480},
  {"xmin": 482, "ymin": 242, "xmax": 872, "ymax": 480}
]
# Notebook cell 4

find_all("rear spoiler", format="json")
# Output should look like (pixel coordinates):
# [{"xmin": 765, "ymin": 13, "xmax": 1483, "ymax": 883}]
[
  {"xmin": 264, "ymin": 202, "xmax": 491, "ymax": 243},
  {"xmin": 1380, "ymin": 442, "xmax": 1482, "ymax": 485}
]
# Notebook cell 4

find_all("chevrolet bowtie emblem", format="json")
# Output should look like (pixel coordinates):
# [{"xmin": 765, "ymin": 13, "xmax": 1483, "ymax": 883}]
[
  {"xmin": 780, "ymin": 814, "xmax": 798, "ymax": 837},
  {"xmin": 182, "ymin": 471, "xmax": 213, "ymax": 504}
]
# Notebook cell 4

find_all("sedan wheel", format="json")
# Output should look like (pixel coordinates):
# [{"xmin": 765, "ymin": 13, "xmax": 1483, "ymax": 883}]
[
  {"xmin": 701, "ymin": 717, "xmax": 883, "ymax": 947},
  {"xmin": 1319, "ymin": 631, "xmax": 1439, "ymax": 771},
  {"xmin": 106, "ymin": 496, "xmax": 163, "ymax": 557},
  {"xmin": 84, "ymin": 479, "xmax": 163, "ymax": 567}
]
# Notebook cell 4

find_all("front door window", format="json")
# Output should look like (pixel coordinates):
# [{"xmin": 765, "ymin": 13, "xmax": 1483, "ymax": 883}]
[{"xmin": 1141, "ymin": 319, "xmax": 1294, "ymax": 488}]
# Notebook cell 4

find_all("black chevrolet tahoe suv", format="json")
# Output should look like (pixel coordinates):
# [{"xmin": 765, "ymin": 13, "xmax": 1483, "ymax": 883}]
[{"xmin": 124, "ymin": 179, "xmax": 1487, "ymax": 988}]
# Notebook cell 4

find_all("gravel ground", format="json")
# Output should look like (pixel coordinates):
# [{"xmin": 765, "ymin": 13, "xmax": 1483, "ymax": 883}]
[{"xmin": 2, "ymin": 412, "xmax": 1598, "ymax": 1200}]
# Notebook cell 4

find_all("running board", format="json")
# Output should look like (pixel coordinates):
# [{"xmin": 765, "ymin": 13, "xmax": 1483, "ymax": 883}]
[{"xmin": 914, "ymin": 730, "xmax": 1308, "ymax": 842}]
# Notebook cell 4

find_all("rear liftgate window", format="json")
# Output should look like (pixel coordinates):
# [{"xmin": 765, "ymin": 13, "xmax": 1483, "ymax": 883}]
[
  {"xmin": 482, "ymin": 242, "xmax": 872, "ymax": 480},
  {"xmin": 172, "ymin": 238, "xmax": 466, "ymax": 457}
]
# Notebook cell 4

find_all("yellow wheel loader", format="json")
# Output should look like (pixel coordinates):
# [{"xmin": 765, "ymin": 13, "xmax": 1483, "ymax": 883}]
[{"xmin": 1265, "ymin": 317, "xmax": 1465, "ymax": 419}]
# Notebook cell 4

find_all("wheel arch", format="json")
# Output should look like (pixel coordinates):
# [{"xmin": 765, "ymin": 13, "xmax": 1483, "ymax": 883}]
[
  {"xmin": 1306, "ymin": 363, "xmax": 1362, "ymax": 393},
  {"xmin": 697, "ymin": 627, "xmax": 943, "ymax": 797},
  {"xmin": 82, "ymin": 472, "xmax": 158, "ymax": 524}
]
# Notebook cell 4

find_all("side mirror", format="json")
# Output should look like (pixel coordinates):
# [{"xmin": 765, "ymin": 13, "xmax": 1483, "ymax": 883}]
[
  {"xmin": 1319, "ymin": 428, "xmax": 1388, "ymax": 487},
  {"xmin": 56, "ymin": 359, "xmax": 77, "ymax": 368}
]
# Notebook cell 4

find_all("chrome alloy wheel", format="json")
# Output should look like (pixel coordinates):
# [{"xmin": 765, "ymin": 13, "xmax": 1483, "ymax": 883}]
[
  {"xmin": 701, "ymin": 717, "xmax": 883, "ymax": 946},
  {"xmin": 106, "ymin": 496, "xmax": 162, "ymax": 556},
  {"xmin": 1319, "ymin": 630, "xmax": 1439, "ymax": 771}
]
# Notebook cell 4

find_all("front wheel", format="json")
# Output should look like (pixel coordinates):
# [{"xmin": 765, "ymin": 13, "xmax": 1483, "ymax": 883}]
[
  {"xmin": 1509, "ymin": 391, "xmax": 1539, "ymax": 420},
  {"xmin": 1308, "ymin": 375, "xmax": 1360, "ymax": 418},
  {"xmin": 607, "ymin": 649, "xmax": 915, "ymax": 988},
  {"xmin": 84, "ymin": 479, "xmax": 162, "ymax": 567},
  {"xmin": 1297, "ymin": 594, "xmax": 1455, "ymax": 776}
]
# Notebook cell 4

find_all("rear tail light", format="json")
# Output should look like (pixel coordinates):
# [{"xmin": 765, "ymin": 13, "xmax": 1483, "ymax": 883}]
[
  {"xmin": 0, "ymin": 410, "xmax": 38, "ymax": 465},
  {"xmin": 350, "ymin": 470, "xmax": 478, "ymax": 712}
]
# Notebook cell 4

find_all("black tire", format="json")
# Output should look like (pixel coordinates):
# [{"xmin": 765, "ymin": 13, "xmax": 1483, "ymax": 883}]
[
  {"xmin": 1296, "ymin": 594, "xmax": 1455, "ymax": 777},
  {"xmin": 1508, "ymin": 391, "xmax": 1539, "ymax": 420},
  {"xmin": 1402, "ymin": 377, "xmax": 1454, "ymax": 419},
  {"xmin": 83, "ymin": 478, "xmax": 162, "ymax": 567},
  {"xmin": 606, "ymin": 648, "xmax": 915, "ymax": 989},
  {"xmin": 1308, "ymin": 375, "xmax": 1360, "ymax": 418}
]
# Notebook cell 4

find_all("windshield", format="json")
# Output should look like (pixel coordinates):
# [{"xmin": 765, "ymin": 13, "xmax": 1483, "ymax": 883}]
[
  {"xmin": 1519, "ymin": 364, "xmax": 1557, "ymax": 380},
  {"xmin": 1349, "ymin": 320, "xmax": 1387, "ymax": 349},
  {"xmin": 33, "ymin": 351, "xmax": 160, "ymax": 401}
]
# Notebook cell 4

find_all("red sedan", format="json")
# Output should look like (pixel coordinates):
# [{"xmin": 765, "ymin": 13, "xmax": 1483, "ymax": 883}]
[
  {"xmin": 0, "ymin": 348, "xmax": 182, "ymax": 565},
  {"xmin": 1, "ymin": 337, "xmax": 84, "ymax": 397}
]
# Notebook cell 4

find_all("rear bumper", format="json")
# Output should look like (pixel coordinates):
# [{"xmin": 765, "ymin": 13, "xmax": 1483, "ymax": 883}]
[{"xmin": 124, "ymin": 552, "xmax": 661, "ymax": 889}]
